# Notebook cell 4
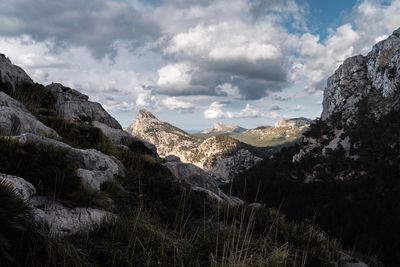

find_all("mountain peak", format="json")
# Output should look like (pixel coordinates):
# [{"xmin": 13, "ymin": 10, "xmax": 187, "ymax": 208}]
[{"xmin": 137, "ymin": 109, "xmax": 157, "ymax": 120}]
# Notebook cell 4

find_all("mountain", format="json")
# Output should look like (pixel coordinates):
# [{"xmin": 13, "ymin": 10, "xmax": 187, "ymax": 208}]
[
  {"xmin": 233, "ymin": 118, "xmax": 312, "ymax": 147},
  {"xmin": 201, "ymin": 122, "xmax": 246, "ymax": 135},
  {"xmin": 229, "ymin": 27, "xmax": 400, "ymax": 266},
  {"xmin": 0, "ymin": 53, "xmax": 360, "ymax": 266},
  {"xmin": 127, "ymin": 109, "xmax": 262, "ymax": 182}
]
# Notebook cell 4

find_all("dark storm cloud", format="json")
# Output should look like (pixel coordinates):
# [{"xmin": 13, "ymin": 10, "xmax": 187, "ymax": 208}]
[
  {"xmin": 0, "ymin": 0, "xmax": 160, "ymax": 57},
  {"xmin": 231, "ymin": 77, "xmax": 288, "ymax": 100}
]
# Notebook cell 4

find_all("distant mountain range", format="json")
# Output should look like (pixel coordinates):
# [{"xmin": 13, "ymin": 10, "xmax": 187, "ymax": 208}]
[{"xmin": 195, "ymin": 118, "xmax": 312, "ymax": 147}]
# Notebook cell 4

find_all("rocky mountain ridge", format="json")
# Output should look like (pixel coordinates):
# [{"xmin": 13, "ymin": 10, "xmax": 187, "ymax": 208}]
[
  {"xmin": 201, "ymin": 122, "xmax": 246, "ymax": 134},
  {"xmin": 127, "ymin": 109, "xmax": 263, "ymax": 182}
]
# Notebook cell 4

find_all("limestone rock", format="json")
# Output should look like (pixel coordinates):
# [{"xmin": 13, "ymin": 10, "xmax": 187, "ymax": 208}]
[
  {"xmin": 0, "ymin": 54, "xmax": 33, "ymax": 91},
  {"xmin": 93, "ymin": 121, "xmax": 157, "ymax": 157},
  {"xmin": 31, "ymin": 196, "xmax": 110, "ymax": 235},
  {"xmin": 0, "ymin": 173, "xmax": 36, "ymax": 201},
  {"xmin": 322, "ymin": 27, "xmax": 400, "ymax": 121},
  {"xmin": 46, "ymin": 83, "xmax": 121, "ymax": 129},
  {"xmin": 0, "ymin": 92, "xmax": 60, "ymax": 139},
  {"xmin": 202, "ymin": 122, "xmax": 246, "ymax": 134},
  {"xmin": 11, "ymin": 133, "xmax": 125, "ymax": 191},
  {"xmin": 164, "ymin": 161, "xmax": 242, "ymax": 205},
  {"xmin": 128, "ymin": 109, "xmax": 261, "ymax": 181}
]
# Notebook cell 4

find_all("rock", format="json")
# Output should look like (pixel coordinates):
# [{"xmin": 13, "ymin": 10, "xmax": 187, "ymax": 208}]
[
  {"xmin": 321, "ymin": 55, "xmax": 370, "ymax": 121},
  {"xmin": 164, "ymin": 155, "xmax": 181, "ymax": 162},
  {"xmin": 233, "ymin": 119, "xmax": 312, "ymax": 148},
  {"xmin": 274, "ymin": 118, "xmax": 313, "ymax": 128},
  {"xmin": 0, "ymin": 173, "xmax": 36, "ymax": 200},
  {"xmin": 0, "ymin": 54, "xmax": 33, "ymax": 92},
  {"xmin": 31, "ymin": 196, "xmax": 111, "ymax": 235},
  {"xmin": 0, "ymin": 92, "xmax": 61, "ymax": 139},
  {"xmin": 164, "ymin": 161, "xmax": 242, "ymax": 205},
  {"xmin": 45, "ymin": 83, "xmax": 122, "ymax": 129},
  {"xmin": 202, "ymin": 122, "xmax": 246, "ymax": 134},
  {"xmin": 128, "ymin": 109, "xmax": 261, "ymax": 181},
  {"xmin": 93, "ymin": 121, "xmax": 157, "ymax": 157},
  {"xmin": 337, "ymin": 255, "xmax": 369, "ymax": 267},
  {"xmin": 322, "ymin": 27, "xmax": 400, "ymax": 121},
  {"xmin": 10, "ymin": 133, "xmax": 125, "ymax": 191}
]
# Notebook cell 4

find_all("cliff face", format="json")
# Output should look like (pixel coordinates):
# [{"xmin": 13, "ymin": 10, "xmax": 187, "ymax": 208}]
[
  {"xmin": 128, "ymin": 109, "xmax": 262, "ymax": 182},
  {"xmin": 322, "ymin": 28, "xmax": 400, "ymax": 121}
]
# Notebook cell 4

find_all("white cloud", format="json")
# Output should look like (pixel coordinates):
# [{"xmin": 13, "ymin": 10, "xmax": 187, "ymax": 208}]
[
  {"xmin": 204, "ymin": 102, "xmax": 261, "ymax": 119},
  {"xmin": 159, "ymin": 97, "xmax": 195, "ymax": 112},
  {"xmin": 157, "ymin": 62, "xmax": 192, "ymax": 88}
]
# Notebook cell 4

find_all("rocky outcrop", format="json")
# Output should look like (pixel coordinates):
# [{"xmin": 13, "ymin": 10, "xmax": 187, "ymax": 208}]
[
  {"xmin": 93, "ymin": 121, "xmax": 157, "ymax": 157},
  {"xmin": 32, "ymin": 196, "xmax": 110, "ymax": 235},
  {"xmin": 46, "ymin": 83, "xmax": 121, "ymax": 129},
  {"xmin": 1, "ymin": 172, "xmax": 110, "ymax": 236},
  {"xmin": 11, "ymin": 133, "xmax": 125, "ymax": 191},
  {"xmin": 128, "ymin": 109, "xmax": 261, "ymax": 181},
  {"xmin": 0, "ymin": 173, "xmax": 36, "ymax": 201},
  {"xmin": 164, "ymin": 161, "xmax": 242, "ymax": 205},
  {"xmin": 322, "ymin": 28, "xmax": 400, "ymax": 121},
  {"xmin": 201, "ymin": 122, "xmax": 246, "ymax": 134},
  {"xmin": 0, "ymin": 91, "xmax": 60, "ymax": 139},
  {"xmin": 0, "ymin": 54, "xmax": 33, "ymax": 91},
  {"xmin": 274, "ymin": 118, "xmax": 313, "ymax": 128}
]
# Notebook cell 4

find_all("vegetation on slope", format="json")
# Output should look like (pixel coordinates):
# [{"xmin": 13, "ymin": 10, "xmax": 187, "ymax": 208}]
[
  {"xmin": 228, "ymin": 95, "xmax": 400, "ymax": 266},
  {"xmin": 0, "ymin": 81, "xmax": 351, "ymax": 266}
]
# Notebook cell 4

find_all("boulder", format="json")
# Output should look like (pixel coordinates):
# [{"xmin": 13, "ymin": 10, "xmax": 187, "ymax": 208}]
[
  {"xmin": 31, "ymin": 196, "xmax": 111, "ymax": 235},
  {"xmin": 0, "ymin": 173, "xmax": 36, "ymax": 201},
  {"xmin": 164, "ymin": 161, "xmax": 242, "ymax": 205},
  {"xmin": 45, "ymin": 83, "xmax": 121, "ymax": 129},
  {"xmin": 0, "ymin": 92, "xmax": 60, "ymax": 139},
  {"xmin": 10, "ymin": 133, "xmax": 125, "ymax": 191},
  {"xmin": 0, "ymin": 54, "xmax": 33, "ymax": 92},
  {"xmin": 93, "ymin": 121, "xmax": 157, "ymax": 157}
]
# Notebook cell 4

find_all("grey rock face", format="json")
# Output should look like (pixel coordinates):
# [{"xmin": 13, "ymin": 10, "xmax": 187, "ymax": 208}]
[
  {"xmin": 32, "ymin": 196, "xmax": 110, "ymax": 235},
  {"xmin": 164, "ymin": 161, "xmax": 242, "ymax": 205},
  {"xmin": 322, "ymin": 27, "xmax": 400, "ymax": 121},
  {"xmin": 46, "ymin": 83, "xmax": 121, "ymax": 129},
  {"xmin": 321, "ymin": 55, "xmax": 370, "ymax": 120},
  {"xmin": 93, "ymin": 121, "xmax": 157, "ymax": 157},
  {"xmin": 0, "ymin": 54, "xmax": 33, "ymax": 91},
  {"xmin": 0, "ymin": 92, "xmax": 60, "ymax": 139},
  {"xmin": 0, "ymin": 173, "xmax": 36, "ymax": 201},
  {"xmin": 11, "ymin": 133, "xmax": 125, "ymax": 191}
]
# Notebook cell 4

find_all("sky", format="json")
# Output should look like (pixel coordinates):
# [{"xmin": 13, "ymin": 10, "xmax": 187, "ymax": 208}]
[{"xmin": 0, "ymin": 0, "xmax": 399, "ymax": 130}]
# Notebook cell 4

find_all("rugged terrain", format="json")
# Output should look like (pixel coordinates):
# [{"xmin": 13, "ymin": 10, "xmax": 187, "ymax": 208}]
[
  {"xmin": 0, "ymin": 53, "xmax": 358, "ymax": 266},
  {"xmin": 127, "ymin": 110, "xmax": 263, "ymax": 182},
  {"xmin": 233, "ymin": 118, "xmax": 312, "ymax": 147},
  {"xmin": 229, "ymin": 28, "xmax": 400, "ymax": 266}
]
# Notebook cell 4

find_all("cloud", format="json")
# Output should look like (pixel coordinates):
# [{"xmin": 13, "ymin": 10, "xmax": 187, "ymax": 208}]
[
  {"xmin": 269, "ymin": 105, "xmax": 281, "ymax": 111},
  {"xmin": 204, "ymin": 102, "xmax": 261, "ymax": 119},
  {"xmin": 293, "ymin": 0, "xmax": 400, "ymax": 93},
  {"xmin": 157, "ymin": 1, "xmax": 301, "ymax": 99},
  {"xmin": 0, "ymin": 0, "xmax": 160, "ymax": 57},
  {"xmin": 159, "ymin": 97, "xmax": 195, "ymax": 113}
]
